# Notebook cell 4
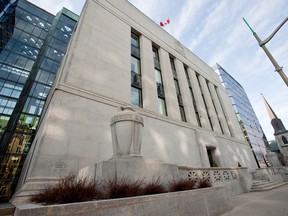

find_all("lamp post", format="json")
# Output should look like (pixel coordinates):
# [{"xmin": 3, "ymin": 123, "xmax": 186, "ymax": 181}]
[{"xmin": 243, "ymin": 17, "xmax": 288, "ymax": 87}]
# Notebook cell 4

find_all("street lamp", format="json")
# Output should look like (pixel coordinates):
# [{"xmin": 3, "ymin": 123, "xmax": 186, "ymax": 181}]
[{"xmin": 243, "ymin": 17, "xmax": 288, "ymax": 87}]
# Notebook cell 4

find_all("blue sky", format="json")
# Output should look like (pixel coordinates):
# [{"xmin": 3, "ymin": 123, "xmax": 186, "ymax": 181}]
[{"xmin": 28, "ymin": 0, "xmax": 288, "ymax": 141}]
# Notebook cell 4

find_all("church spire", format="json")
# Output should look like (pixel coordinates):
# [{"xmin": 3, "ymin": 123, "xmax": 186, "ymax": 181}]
[
  {"xmin": 262, "ymin": 94, "xmax": 287, "ymax": 135},
  {"xmin": 262, "ymin": 94, "xmax": 279, "ymax": 120}
]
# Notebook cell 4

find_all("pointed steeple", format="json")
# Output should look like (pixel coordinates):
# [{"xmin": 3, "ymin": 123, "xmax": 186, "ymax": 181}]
[
  {"xmin": 262, "ymin": 94, "xmax": 287, "ymax": 135},
  {"xmin": 262, "ymin": 94, "xmax": 279, "ymax": 120}
]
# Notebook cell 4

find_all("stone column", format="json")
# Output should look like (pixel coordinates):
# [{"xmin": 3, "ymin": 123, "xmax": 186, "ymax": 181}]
[
  {"xmin": 140, "ymin": 36, "xmax": 158, "ymax": 113},
  {"xmin": 208, "ymin": 82, "xmax": 231, "ymax": 136},
  {"xmin": 215, "ymin": 87, "xmax": 237, "ymax": 138},
  {"xmin": 158, "ymin": 48, "xmax": 181, "ymax": 120},
  {"xmin": 198, "ymin": 76, "xmax": 222, "ymax": 133},
  {"xmin": 174, "ymin": 59, "xmax": 197, "ymax": 126},
  {"xmin": 188, "ymin": 68, "xmax": 210, "ymax": 130}
]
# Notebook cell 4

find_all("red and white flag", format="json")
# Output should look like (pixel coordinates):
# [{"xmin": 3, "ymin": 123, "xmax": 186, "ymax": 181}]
[{"xmin": 160, "ymin": 18, "xmax": 170, "ymax": 27}]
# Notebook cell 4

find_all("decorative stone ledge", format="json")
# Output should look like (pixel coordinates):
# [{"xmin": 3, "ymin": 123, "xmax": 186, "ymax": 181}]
[
  {"xmin": 14, "ymin": 186, "xmax": 231, "ymax": 216},
  {"xmin": 178, "ymin": 167, "xmax": 252, "ymax": 195}
]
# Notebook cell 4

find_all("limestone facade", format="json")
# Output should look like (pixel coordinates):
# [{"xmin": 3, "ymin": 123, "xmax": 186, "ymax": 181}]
[{"xmin": 15, "ymin": 0, "xmax": 258, "ymax": 197}]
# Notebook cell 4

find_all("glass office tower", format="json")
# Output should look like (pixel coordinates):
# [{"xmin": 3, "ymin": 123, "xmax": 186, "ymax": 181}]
[
  {"xmin": 214, "ymin": 63, "xmax": 269, "ymax": 168},
  {"xmin": 0, "ymin": 0, "xmax": 78, "ymax": 201}
]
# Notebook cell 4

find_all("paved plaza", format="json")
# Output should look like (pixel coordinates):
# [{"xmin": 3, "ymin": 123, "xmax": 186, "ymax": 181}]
[{"xmin": 221, "ymin": 184, "xmax": 288, "ymax": 216}]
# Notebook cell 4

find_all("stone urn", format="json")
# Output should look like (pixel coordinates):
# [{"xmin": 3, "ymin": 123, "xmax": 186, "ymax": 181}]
[{"xmin": 110, "ymin": 106, "xmax": 144, "ymax": 157}]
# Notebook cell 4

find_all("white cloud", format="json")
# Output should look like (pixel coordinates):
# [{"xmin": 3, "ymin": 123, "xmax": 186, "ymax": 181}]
[
  {"xmin": 188, "ymin": 1, "xmax": 228, "ymax": 51},
  {"xmin": 27, "ymin": 0, "xmax": 84, "ymax": 15},
  {"xmin": 171, "ymin": 0, "xmax": 209, "ymax": 40},
  {"xmin": 128, "ymin": 0, "xmax": 170, "ymax": 21}
]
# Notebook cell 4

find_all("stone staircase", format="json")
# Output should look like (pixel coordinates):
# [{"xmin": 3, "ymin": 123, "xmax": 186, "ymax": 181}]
[
  {"xmin": 250, "ymin": 180, "xmax": 288, "ymax": 192},
  {"xmin": 0, "ymin": 203, "xmax": 15, "ymax": 216}
]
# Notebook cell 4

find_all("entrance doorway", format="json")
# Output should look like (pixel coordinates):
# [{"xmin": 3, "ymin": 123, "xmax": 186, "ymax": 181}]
[{"xmin": 206, "ymin": 147, "xmax": 218, "ymax": 167}]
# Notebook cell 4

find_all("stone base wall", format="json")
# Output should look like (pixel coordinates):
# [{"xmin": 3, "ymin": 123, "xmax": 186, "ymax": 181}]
[
  {"xmin": 252, "ymin": 167, "xmax": 288, "ymax": 182},
  {"xmin": 79, "ymin": 156, "xmax": 180, "ymax": 185},
  {"xmin": 12, "ymin": 164, "xmax": 251, "ymax": 204},
  {"xmin": 14, "ymin": 186, "xmax": 232, "ymax": 216}
]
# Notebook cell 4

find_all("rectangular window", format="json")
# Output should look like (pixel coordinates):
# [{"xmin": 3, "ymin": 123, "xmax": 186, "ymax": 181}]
[
  {"xmin": 155, "ymin": 69, "xmax": 162, "ymax": 84},
  {"xmin": 158, "ymin": 98, "xmax": 167, "ymax": 116},
  {"xmin": 131, "ymin": 33, "xmax": 139, "ymax": 47},
  {"xmin": 152, "ymin": 47, "xmax": 159, "ymax": 60},
  {"xmin": 152, "ymin": 47, "xmax": 160, "ymax": 70},
  {"xmin": 131, "ymin": 32, "xmax": 142, "ymax": 107},
  {"xmin": 131, "ymin": 56, "xmax": 140, "ymax": 74},
  {"xmin": 131, "ymin": 33, "xmax": 140, "ymax": 58},
  {"xmin": 131, "ymin": 86, "xmax": 142, "ymax": 107},
  {"xmin": 153, "ymin": 46, "xmax": 167, "ymax": 116},
  {"xmin": 174, "ymin": 79, "xmax": 180, "ymax": 94},
  {"xmin": 179, "ymin": 106, "xmax": 186, "ymax": 122}
]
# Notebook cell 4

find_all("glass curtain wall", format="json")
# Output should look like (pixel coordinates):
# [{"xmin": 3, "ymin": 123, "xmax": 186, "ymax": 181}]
[
  {"xmin": 0, "ymin": 0, "xmax": 78, "ymax": 201},
  {"xmin": 214, "ymin": 64, "xmax": 268, "ymax": 168}
]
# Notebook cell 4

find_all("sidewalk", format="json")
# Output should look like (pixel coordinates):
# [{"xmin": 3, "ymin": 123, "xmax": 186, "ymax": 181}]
[{"xmin": 220, "ymin": 184, "xmax": 288, "ymax": 216}]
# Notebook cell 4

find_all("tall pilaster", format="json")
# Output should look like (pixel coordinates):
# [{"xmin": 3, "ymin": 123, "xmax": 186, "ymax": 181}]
[
  {"xmin": 198, "ymin": 76, "xmax": 222, "ymax": 133},
  {"xmin": 140, "ymin": 35, "xmax": 158, "ymax": 113},
  {"xmin": 215, "ymin": 87, "xmax": 237, "ymax": 138},
  {"xmin": 158, "ymin": 48, "xmax": 181, "ymax": 120},
  {"xmin": 208, "ymin": 82, "xmax": 230, "ymax": 136},
  {"xmin": 174, "ymin": 59, "xmax": 197, "ymax": 126},
  {"xmin": 188, "ymin": 68, "xmax": 211, "ymax": 130}
]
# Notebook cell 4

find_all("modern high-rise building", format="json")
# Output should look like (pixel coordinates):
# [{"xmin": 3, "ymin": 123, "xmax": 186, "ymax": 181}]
[
  {"xmin": 0, "ymin": 0, "xmax": 78, "ymax": 201},
  {"xmin": 214, "ymin": 63, "xmax": 269, "ymax": 168},
  {"xmin": 13, "ymin": 0, "xmax": 258, "ymax": 202}
]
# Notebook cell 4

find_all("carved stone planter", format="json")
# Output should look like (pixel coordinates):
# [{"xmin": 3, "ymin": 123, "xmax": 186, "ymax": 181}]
[{"xmin": 110, "ymin": 106, "xmax": 144, "ymax": 157}]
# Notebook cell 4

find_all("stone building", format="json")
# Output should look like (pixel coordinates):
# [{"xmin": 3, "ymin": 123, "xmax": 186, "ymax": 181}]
[{"xmin": 14, "ymin": 0, "xmax": 259, "ymax": 200}]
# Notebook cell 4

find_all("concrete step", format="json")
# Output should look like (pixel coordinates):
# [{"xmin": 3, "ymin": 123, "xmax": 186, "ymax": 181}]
[
  {"xmin": 0, "ymin": 203, "xmax": 15, "ymax": 216},
  {"xmin": 251, "ymin": 181, "xmax": 270, "ymax": 186},
  {"xmin": 250, "ymin": 181, "xmax": 288, "ymax": 192},
  {"xmin": 251, "ymin": 181, "xmax": 282, "ymax": 189}
]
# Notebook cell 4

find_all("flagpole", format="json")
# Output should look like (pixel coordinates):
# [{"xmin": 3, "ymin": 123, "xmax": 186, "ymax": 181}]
[{"xmin": 243, "ymin": 18, "xmax": 288, "ymax": 87}]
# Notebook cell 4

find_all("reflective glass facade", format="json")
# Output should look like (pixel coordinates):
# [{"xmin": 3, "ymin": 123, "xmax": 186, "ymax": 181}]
[
  {"xmin": 0, "ymin": 0, "xmax": 78, "ymax": 201},
  {"xmin": 214, "ymin": 63, "xmax": 269, "ymax": 168}
]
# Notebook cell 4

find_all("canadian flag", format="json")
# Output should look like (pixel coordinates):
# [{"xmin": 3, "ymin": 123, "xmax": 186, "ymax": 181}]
[{"xmin": 160, "ymin": 18, "xmax": 170, "ymax": 27}]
